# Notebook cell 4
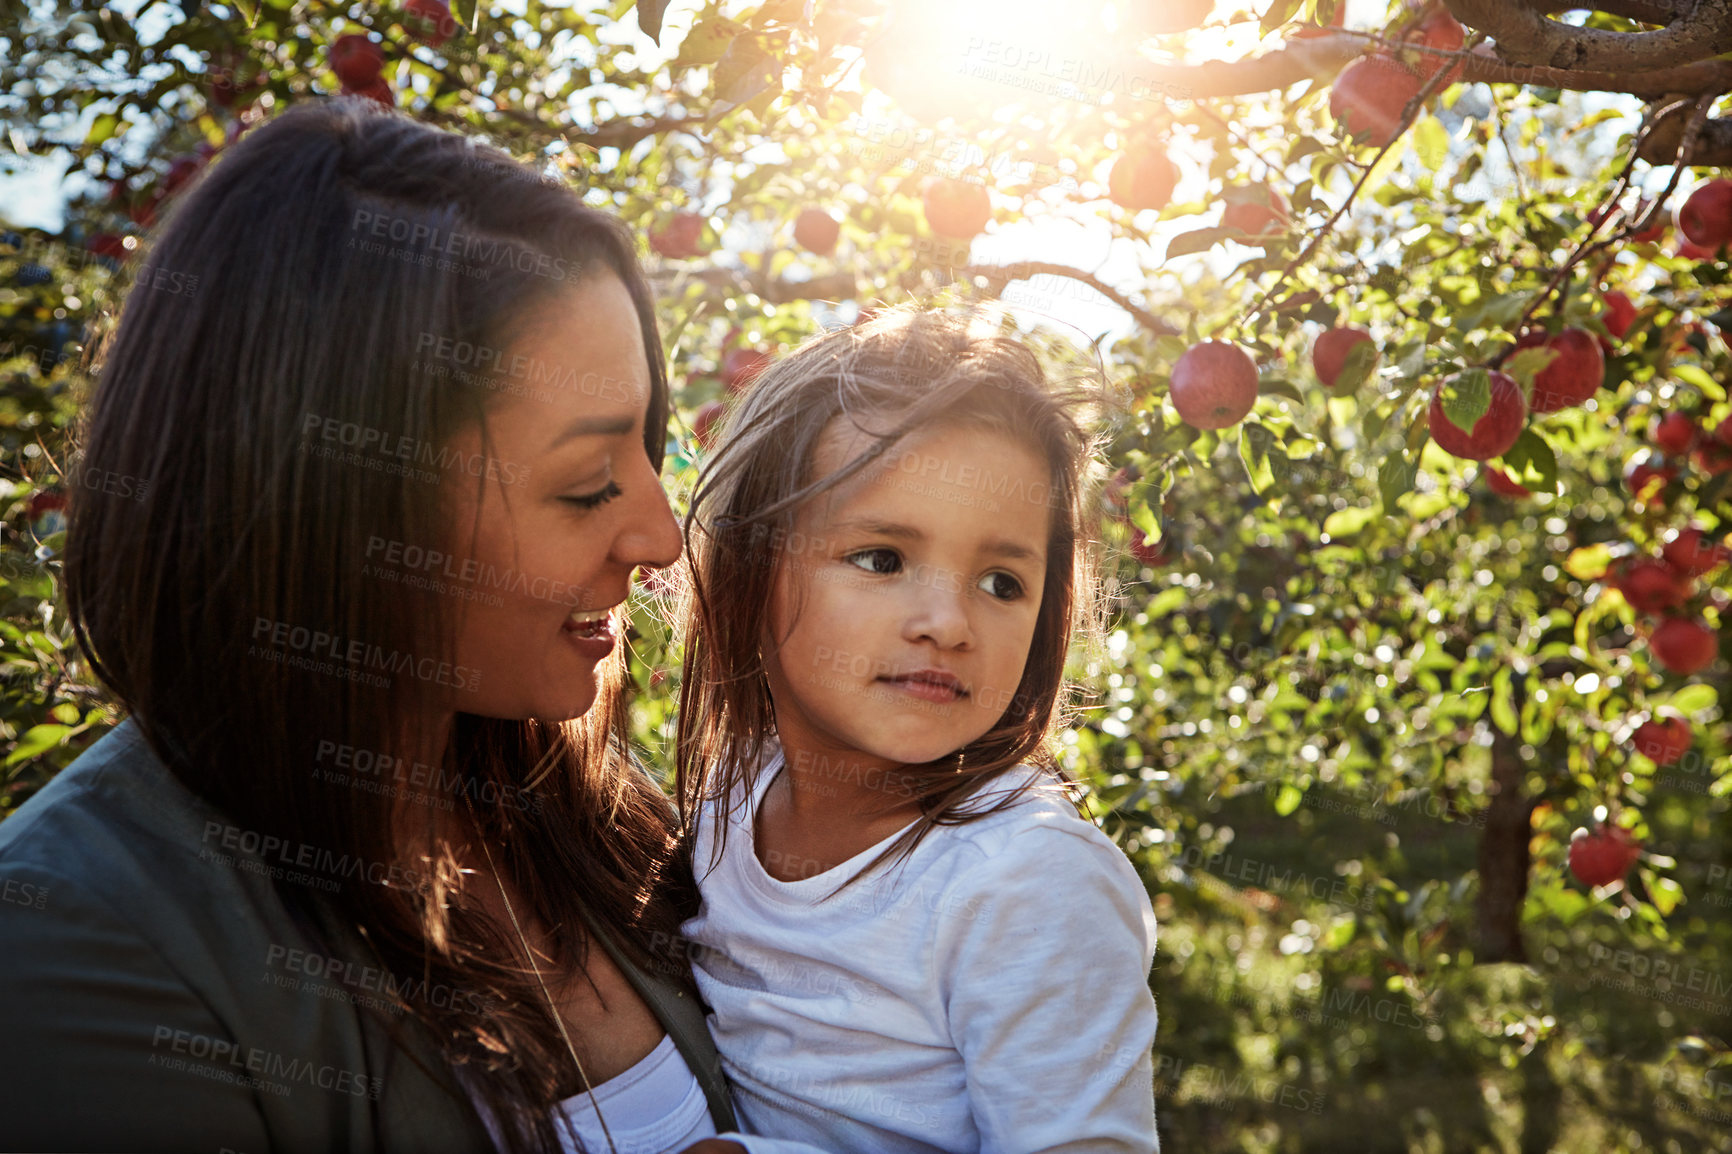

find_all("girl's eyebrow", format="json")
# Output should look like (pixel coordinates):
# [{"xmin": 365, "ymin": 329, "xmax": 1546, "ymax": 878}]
[
  {"xmin": 829, "ymin": 517, "xmax": 921, "ymax": 542},
  {"xmin": 830, "ymin": 518, "xmax": 1042, "ymax": 563}
]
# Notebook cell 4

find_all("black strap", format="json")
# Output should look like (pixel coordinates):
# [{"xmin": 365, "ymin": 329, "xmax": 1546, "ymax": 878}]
[{"xmin": 572, "ymin": 903, "xmax": 739, "ymax": 1135}]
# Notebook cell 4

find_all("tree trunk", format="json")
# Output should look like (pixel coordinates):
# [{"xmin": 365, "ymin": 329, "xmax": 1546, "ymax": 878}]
[{"xmin": 1476, "ymin": 725, "xmax": 1533, "ymax": 963}]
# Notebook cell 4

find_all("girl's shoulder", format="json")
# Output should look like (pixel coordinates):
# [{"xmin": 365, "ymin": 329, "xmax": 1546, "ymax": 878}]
[{"xmin": 929, "ymin": 764, "xmax": 1133, "ymax": 878}]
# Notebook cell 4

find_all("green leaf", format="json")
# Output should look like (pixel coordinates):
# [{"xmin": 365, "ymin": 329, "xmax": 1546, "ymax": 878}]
[
  {"xmin": 1672, "ymin": 362, "xmax": 1727, "ymax": 402},
  {"xmin": 1563, "ymin": 543, "xmax": 1611, "ymax": 580},
  {"xmin": 1412, "ymin": 114, "xmax": 1449, "ymax": 172},
  {"xmin": 1165, "ymin": 227, "xmax": 1235, "ymax": 259},
  {"xmin": 1504, "ymin": 345, "xmax": 1557, "ymax": 393},
  {"xmin": 1440, "ymin": 368, "xmax": 1491, "ymax": 435},
  {"xmin": 1663, "ymin": 684, "xmax": 1719, "ymax": 715},
  {"xmin": 1501, "ymin": 428, "xmax": 1557, "ymax": 489},
  {"xmin": 1647, "ymin": 872, "xmax": 1683, "ymax": 917},
  {"xmin": 635, "ymin": 0, "xmax": 672, "ymax": 43},
  {"xmin": 713, "ymin": 36, "xmax": 779, "ymax": 106},
  {"xmin": 1378, "ymin": 452, "xmax": 1417, "ymax": 509},
  {"xmin": 5, "ymin": 723, "xmax": 72, "ymax": 767},
  {"xmin": 1261, "ymin": 0, "xmax": 1302, "ymax": 33},
  {"xmin": 675, "ymin": 16, "xmax": 744, "ymax": 67},
  {"xmin": 1491, "ymin": 667, "xmax": 1518, "ymax": 736},
  {"xmin": 1273, "ymin": 782, "xmax": 1304, "ymax": 816},
  {"xmin": 85, "ymin": 113, "xmax": 122, "ymax": 147},
  {"xmin": 1240, "ymin": 422, "xmax": 1276, "ymax": 493},
  {"xmin": 1323, "ymin": 505, "xmax": 1378, "ymax": 538},
  {"xmin": 1145, "ymin": 585, "xmax": 1188, "ymax": 619},
  {"xmin": 1331, "ymin": 338, "xmax": 1380, "ymax": 397}
]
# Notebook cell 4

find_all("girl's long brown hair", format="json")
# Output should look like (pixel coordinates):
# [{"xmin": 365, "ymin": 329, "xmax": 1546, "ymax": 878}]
[
  {"xmin": 676, "ymin": 306, "xmax": 1108, "ymax": 886},
  {"xmin": 65, "ymin": 98, "xmax": 691, "ymax": 1153}
]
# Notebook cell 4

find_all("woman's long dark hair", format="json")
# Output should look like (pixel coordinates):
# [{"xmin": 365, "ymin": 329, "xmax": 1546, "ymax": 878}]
[{"xmin": 64, "ymin": 97, "xmax": 690, "ymax": 1153}]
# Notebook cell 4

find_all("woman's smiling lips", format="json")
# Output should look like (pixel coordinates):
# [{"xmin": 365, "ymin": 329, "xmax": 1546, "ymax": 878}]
[
  {"xmin": 877, "ymin": 668, "xmax": 968, "ymax": 704},
  {"xmin": 561, "ymin": 604, "xmax": 619, "ymax": 660}
]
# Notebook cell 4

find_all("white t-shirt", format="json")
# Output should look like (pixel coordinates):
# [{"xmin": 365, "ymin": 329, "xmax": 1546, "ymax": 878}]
[{"xmin": 682, "ymin": 751, "xmax": 1160, "ymax": 1154}]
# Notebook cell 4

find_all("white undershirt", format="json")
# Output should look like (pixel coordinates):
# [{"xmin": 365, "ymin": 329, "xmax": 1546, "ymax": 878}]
[
  {"xmin": 553, "ymin": 1033, "xmax": 717, "ymax": 1154},
  {"xmin": 682, "ymin": 751, "xmax": 1161, "ymax": 1154},
  {"xmin": 465, "ymin": 1033, "xmax": 721, "ymax": 1154}
]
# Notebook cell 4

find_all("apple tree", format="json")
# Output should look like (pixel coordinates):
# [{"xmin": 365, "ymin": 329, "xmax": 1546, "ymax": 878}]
[{"xmin": 3, "ymin": 0, "xmax": 1732, "ymax": 1146}]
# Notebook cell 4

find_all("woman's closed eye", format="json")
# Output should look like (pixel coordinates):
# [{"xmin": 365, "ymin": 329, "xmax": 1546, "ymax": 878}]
[
  {"xmin": 843, "ymin": 547, "xmax": 902, "ymax": 575},
  {"xmin": 978, "ymin": 571, "xmax": 1024, "ymax": 601},
  {"xmin": 561, "ymin": 480, "xmax": 622, "ymax": 510}
]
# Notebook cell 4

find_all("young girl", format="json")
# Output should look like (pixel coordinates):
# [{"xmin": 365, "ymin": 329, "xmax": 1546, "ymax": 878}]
[{"xmin": 675, "ymin": 308, "xmax": 1159, "ymax": 1153}]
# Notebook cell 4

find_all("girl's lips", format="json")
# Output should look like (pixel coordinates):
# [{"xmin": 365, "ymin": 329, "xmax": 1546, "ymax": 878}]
[{"xmin": 878, "ymin": 671, "xmax": 967, "ymax": 704}]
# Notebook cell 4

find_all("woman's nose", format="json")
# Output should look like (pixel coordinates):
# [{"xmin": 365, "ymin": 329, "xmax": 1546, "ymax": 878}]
[{"xmin": 616, "ymin": 461, "xmax": 683, "ymax": 572}]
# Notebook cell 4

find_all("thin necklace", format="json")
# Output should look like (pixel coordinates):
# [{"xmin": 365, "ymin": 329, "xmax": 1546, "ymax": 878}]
[{"xmin": 465, "ymin": 796, "xmax": 620, "ymax": 1154}]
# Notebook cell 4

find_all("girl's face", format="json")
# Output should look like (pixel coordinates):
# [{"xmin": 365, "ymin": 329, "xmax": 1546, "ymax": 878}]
[
  {"xmin": 762, "ymin": 420, "xmax": 1053, "ymax": 773},
  {"xmin": 443, "ymin": 274, "xmax": 681, "ymax": 722}
]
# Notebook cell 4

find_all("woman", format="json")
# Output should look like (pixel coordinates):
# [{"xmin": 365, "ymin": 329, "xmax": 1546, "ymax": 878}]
[{"xmin": 0, "ymin": 98, "xmax": 774, "ymax": 1154}]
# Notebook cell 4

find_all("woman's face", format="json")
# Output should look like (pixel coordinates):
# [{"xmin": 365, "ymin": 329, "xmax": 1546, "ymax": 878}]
[{"xmin": 442, "ymin": 274, "xmax": 680, "ymax": 722}]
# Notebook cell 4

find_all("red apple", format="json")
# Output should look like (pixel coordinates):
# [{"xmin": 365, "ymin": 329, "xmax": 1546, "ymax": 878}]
[
  {"xmin": 1568, "ymin": 824, "xmax": 1641, "ymax": 888},
  {"xmin": 161, "ymin": 155, "xmax": 203, "ymax": 197},
  {"xmin": 1612, "ymin": 558, "xmax": 1690, "ymax": 613},
  {"xmin": 793, "ymin": 208, "xmax": 841, "ymax": 256},
  {"xmin": 1696, "ymin": 439, "xmax": 1732, "ymax": 475},
  {"xmin": 692, "ymin": 400, "xmax": 728, "ymax": 448},
  {"xmin": 1107, "ymin": 145, "xmax": 1179, "ymax": 213},
  {"xmin": 1329, "ymin": 55, "xmax": 1424, "ymax": 149},
  {"xmin": 1289, "ymin": 4, "xmax": 1345, "ymax": 38},
  {"xmin": 1623, "ymin": 452, "xmax": 1678, "ymax": 503},
  {"xmin": 25, "ymin": 490, "xmax": 67, "ymax": 519},
  {"xmin": 1630, "ymin": 200, "xmax": 1667, "ymax": 243},
  {"xmin": 1662, "ymin": 526, "xmax": 1729, "ymax": 577},
  {"xmin": 1677, "ymin": 235, "xmax": 1719, "ymax": 261},
  {"xmin": 1653, "ymin": 412, "xmax": 1698, "ymax": 455},
  {"xmin": 1169, "ymin": 341, "xmax": 1259, "ymax": 429},
  {"xmin": 1427, "ymin": 370, "xmax": 1525, "ymax": 460},
  {"xmin": 344, "ymin": 76, "xmax": 394, "ymax": 108},
  {"xmin": 1512, "ymin": 327, "xmax": 1603, "ymax": 413},
  {"xmin": 1631, "ymin": 716, "xmax": 1691, "ymax": 766},
  {"xmin": 1484, "ymin": 467, "xmax": 1531, "ymax": 497},
  {"xmin": 1128, "ymin": 531, "xmax": 1175, "ymax": 566},
  {"xmin": 403, "ymin": 0, "xmax": 457, "ymax": 46},
  {"xmin": 722, "ymin": 348, "xmax": 772, "ymax": 393},
  {"xmin": 87, "ymin": 233, "xmax": 130, "ymax": 261},
  {"xmin": 649, "ymin": 213, "xmax": 706, "ymax": 259},
  {"xmin": 1222, "ymin": 185, "xmax": 1289, "ymax": 237},
  {"xmin": 1600, "ymin": 290, "xmax": 1637, "ymax": 339},
  {"xmin": 1409, "ymin": 9, "xmax": 1464, "ymax": 86},
  {"xmin": 1313, "ymin": 326, "xmax": 1377, "ymax": 389},
  {"xmin": 923, "ymin": 179, "xmax": 992, "ymax": 240},
  {"xmin": 330, "ymin": 34, "xmax": 385, "ymax": 89},
  {"xmin": 1650, "ymin": 616, "xmax": 1717, "ymax": 674},
  {"xmin": 1679, "ymin": 179, "xmax": 1732, "ymax": 251},
  {"xmin": 1127, "ymin": 0, "xmax": 1213, "ymax": 34}
]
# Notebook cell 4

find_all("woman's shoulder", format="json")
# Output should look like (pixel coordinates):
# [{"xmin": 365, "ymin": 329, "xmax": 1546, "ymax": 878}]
[{"xmin": 0, "ymin": 717, "xmax": 333, "ymax": 1003}]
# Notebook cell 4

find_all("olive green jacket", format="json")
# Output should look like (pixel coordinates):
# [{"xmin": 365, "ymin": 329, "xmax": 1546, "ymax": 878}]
[{"xmin": 0, "ymin": 719, "xmax": 735, "ymax": 1153}]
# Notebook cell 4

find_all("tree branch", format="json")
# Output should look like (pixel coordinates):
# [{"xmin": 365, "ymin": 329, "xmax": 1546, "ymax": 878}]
[
  {"xmin": 960, "ymin": 261, "xmax": 1183, "ymax": 335},
  {"xmin": 1533, "ymin": 0, "xmax": 1688, "ymax": 22},
  {"xmin": 1443, "ymin": 0, "xmax": 1732, "ymax": 71},
  {"xmin": 1636, "ymin": 99, "xmax": 1732, "ymax": 164},
  {"xmin": 1137, "ymin": 33, "xmax": 1732, "ymax": 103}
]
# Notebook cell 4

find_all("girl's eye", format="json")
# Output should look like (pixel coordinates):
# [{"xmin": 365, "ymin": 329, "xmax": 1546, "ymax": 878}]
[
  {"xmin": 844, "ymin": 547, "xmax": 902, "ymax": 575},
  {"xmin": 978, "ymin": 571, "xmax": 1024, "ymax": 601},
  {"xmin": 561, "ymin": 480, "xmax": 622, "ymax": 510}
]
